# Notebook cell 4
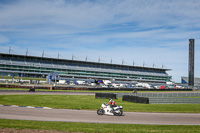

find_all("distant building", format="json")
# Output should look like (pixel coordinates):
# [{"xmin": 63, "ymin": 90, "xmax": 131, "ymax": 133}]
[
  {"xmin": 0, "ymin": 53, "xmax": 172, "ymax": 83},
  {"xmin": 181, "ymin": 77, "xmax": 200, "ymax": 85}
]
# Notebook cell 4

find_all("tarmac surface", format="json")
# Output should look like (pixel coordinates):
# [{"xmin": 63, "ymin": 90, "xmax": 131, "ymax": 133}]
[{"xmin": 1, "ymin": 106, "xmax": 200, "ymax": 125}]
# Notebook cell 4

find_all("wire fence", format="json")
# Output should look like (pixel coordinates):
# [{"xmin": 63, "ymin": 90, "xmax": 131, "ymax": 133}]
[
  {"xmin": 116, "ymin": 92, "xmax": 200, "ymax": 104},
  {"xmin": 149, "ymin": 98, "xmax": 200, "ymax": 104},
  {"xmin": 116, "ymin": 92, "xmax": 200, "ymax": 98}
]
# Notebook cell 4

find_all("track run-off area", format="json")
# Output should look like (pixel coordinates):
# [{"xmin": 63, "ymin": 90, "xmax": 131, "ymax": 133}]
[{"xmin": 0, "ymin": 91, "xmax": 200, "ymax": 125}]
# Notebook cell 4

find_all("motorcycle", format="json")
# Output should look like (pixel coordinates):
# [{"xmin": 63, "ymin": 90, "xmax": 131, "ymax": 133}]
[{"xmin": 97, "ymin": 102, "xmax": 123, "ymax": 116}]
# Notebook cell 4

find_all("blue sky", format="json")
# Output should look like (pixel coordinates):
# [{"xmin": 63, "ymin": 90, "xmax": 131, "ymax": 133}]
[{"xmin": 0, "ymin": 0, "xmax": 200, "ymax": 82}]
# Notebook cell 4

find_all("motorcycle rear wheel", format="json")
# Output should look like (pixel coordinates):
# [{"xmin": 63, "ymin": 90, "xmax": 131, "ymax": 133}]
[{"xmin": 97, "ymin": 109, "xmax": 104, "ymax": 115}]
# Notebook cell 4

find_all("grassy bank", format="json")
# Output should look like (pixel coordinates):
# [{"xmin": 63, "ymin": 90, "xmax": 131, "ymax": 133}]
[
  {"xmin": 0, "ymin": 95, "xmax": 200, "ymax": 113},
  {"xmin": 0, "ymin": 119, "xmax": 200, "ymax": 133}
]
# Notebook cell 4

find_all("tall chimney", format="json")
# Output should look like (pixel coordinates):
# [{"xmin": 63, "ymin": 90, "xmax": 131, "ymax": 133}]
[{"xmin": 188, "ymin": 39, "xmax": 194, "ymax": 86}]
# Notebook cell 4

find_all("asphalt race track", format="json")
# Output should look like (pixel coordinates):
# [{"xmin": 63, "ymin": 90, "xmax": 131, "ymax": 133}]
[
  {"xmin": 0, "ymin": 106, "xmax": 200, "ymax": 125},
  {"xmin": 0, "ymin": 90, "xmax": 200, "ymax": 125}
]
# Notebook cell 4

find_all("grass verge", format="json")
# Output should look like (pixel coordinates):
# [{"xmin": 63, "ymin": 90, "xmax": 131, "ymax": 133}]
[
  {"xmin": 0, "ymin": 119, "xmax": 200, "ymax": 133},
  {"xmin": 0, "ymin": 95, "xmax": 200, "ymax": 113}
]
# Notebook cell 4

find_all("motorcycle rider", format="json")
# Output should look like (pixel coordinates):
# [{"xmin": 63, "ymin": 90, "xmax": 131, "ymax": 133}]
[{"xmin": 108, "ymin": 98, "xmax": 117, "ymax": 107}]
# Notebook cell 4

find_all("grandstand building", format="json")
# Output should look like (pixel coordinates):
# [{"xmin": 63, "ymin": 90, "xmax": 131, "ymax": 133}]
[{"xmin": 0, "ymin": 53, "xmax": 171, "ymax": 83}]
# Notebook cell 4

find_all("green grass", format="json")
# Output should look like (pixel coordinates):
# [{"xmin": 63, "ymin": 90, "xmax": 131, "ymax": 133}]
[
  {"xmin": 0, "ymin": 95, "xmax": 200, "ymax": 113},
  {"xmin": 0, "ymin": 119, "xmax": 200, "ymax": 133}
]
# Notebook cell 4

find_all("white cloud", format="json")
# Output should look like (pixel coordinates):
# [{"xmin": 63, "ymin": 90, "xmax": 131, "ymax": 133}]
[
  {"xmin": 0, "ymin": 0, "xmax": 200, "ymax": 82},
  {"xmin": 0, "ymin": 0, "xmax": 200, "ymax": 32}
]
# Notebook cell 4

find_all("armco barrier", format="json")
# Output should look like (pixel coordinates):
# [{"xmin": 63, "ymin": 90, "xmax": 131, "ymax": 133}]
[
  {"xmin": 122, "ymin": 95, "xmax": 149, "ymax": 104},
  {"xmin": 95, "ymin": 93, "xmax": 116, "ymax": 99}
]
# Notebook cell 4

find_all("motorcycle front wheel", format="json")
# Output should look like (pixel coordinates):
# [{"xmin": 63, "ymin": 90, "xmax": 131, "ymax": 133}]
[
  {"xmin": 97, "ymin": 108, "xmax": 104, "ymax": 115},
  {"xmin": 114, "ymin": 109, "xmax": 123, "ymax": 116}
]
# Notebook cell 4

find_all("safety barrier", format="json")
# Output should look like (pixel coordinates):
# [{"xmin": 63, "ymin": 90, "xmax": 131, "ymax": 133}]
[
  {"xmin": 95, "ymin": 93, "xmax": 116, "ymax": 99},
  {"xmin": 122, "ymin": 95, "xmax": 149, "ymax": 104}
]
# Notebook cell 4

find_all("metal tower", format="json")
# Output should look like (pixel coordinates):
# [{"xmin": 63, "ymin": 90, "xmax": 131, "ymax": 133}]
[{"xmin": 188, "ymin": 39, "xmax": 195, "ymax": 86}]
